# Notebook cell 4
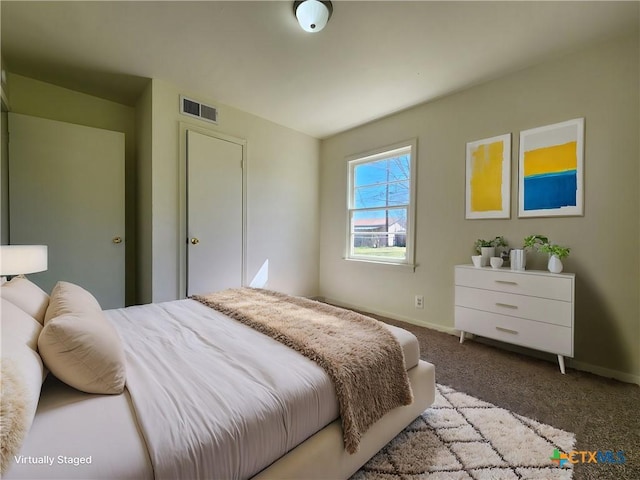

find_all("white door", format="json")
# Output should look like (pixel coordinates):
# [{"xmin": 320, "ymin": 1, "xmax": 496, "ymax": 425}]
[
  {"xmin": 187, "ymin": 129, "xmax": 244, "ymax": 296},
  {"xmin": 8, "ymin": 113, "xmax": 125, "ymax": 308}
]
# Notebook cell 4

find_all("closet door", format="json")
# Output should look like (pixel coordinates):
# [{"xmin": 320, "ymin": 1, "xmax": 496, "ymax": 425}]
[
  {"xmin": 9, "ymin": 113, "xmax": 125, "ymax": 308},
  {"xmin": 186, "ymin": 129, "xmax": 244, "ymax": 296}
]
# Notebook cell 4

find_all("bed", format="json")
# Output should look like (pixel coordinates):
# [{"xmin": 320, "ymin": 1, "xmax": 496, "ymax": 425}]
[{"xmin": 1, "ymin": 277, "xmax": 436, "ymax": 480}]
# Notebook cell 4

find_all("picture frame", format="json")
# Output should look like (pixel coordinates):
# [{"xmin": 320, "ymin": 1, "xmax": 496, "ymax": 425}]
[
  {"xmin": 518, "ymin": 118, "xmax": 584, "ymax": 218},
  {"xmin": 465, "ymin": 133, "xmax": 511, "ymax": 219}
]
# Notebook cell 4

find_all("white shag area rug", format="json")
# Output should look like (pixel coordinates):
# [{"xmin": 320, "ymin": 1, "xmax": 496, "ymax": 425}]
[{"xmin": 352, "ymin": 384, "xmax": 576, "ymax": 480}]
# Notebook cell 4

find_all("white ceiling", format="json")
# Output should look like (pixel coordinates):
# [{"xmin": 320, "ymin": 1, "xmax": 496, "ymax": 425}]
[{"xmin": 2, "ymin": 1, "xmax": 638, "ymax": 139}]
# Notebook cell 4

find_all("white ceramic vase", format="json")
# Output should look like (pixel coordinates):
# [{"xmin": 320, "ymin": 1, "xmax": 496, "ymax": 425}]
[
  {"xmin": 480, "ymin": 246, "xmax": 495, "ymax": 267},
  {"xmin": 510, "ymin": 249, "xmax": 526, "ymax": 271},
  {"xmin": 548, "ymin": 255, "xmax": 563, "ymax": 273}
]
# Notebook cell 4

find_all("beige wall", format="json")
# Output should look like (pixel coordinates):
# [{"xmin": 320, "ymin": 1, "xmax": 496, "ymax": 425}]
[
  {"xmin": 1, "ymin": 59, "xmax": 8, "ymax": 244},
  {"xmin": 3, "ymin": 74, "xmax": 320, "ymax": 304},
  {"xmin": 1, "ymin": 110, "xmax": 8, "ymax": 245},
  {"xmin": 4, "ymin": 74, "xmax": 137, "ymax": 305},
  {"xmin": 135, "ymin": 81, "xmax": 153, "ymax": 304},
  {"xmin": 143, "ymin": 79, "xmax": 320, "ymax": 302},
  {"xmin": 319, "ymin": 33, "xmax": 639, "ymax": 382}
]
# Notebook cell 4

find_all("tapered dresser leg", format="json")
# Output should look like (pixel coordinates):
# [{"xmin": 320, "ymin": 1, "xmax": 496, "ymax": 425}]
[
  {"xmin": 459, "ymin": 331, "xmax": 465, "ymax": 344},
  {"xmin": 557, "ymin": 354, "xmax": 566, "ymax": 374}
]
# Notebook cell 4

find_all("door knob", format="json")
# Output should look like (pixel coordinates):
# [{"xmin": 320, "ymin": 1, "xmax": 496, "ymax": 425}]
[
  {"xmin": 190, "ymin": 238, "xmax": 200, "ymax": 245},
  {"xmin": 113, "ymin": 236, "xmax": 123, "ymax": 244}
]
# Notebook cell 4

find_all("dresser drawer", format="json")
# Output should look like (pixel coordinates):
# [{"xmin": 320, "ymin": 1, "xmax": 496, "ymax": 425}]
[
  {"xmin": 455, "ymin": 306, "xmax": 573, "ymax": 356},
  {"xmin": 455, "ymin": 267, "xmax": 572, "ymax": 301},
  {"xmin": 455, "ymin": 286, "xmax": 572, "ymax": 327}
]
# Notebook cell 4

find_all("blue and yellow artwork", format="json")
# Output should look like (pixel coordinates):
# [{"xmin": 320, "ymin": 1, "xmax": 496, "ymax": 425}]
[
  {"xmin": 518, "ymin": 118, "xmax": 584, "ymax": 217},
  {"xmin": 523, "ymin": 141, "xmax": 577, "ymax": 211}
]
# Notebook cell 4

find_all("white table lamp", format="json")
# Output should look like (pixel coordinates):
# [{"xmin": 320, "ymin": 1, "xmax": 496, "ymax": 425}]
[{"xmin": 0, "ymin": 245, "xmax": 48, "ymax": 277}]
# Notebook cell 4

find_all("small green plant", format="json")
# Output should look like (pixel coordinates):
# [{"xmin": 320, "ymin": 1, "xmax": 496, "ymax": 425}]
[
  {"xmin": 474, "ymin": 239, "xmax": 493, "ymax": 252},
  {"xmin": 474, "ymin": 236, "xmax": 508, "ymax": 254},
  {"xmin": 523, "ymin": 234, "xmax": 570, "ymax": 259},
  {"xmin": 539, "ymin": 243, "xmax": 571, "ymax": 259},
  {"xmin": 523, "ymin": 234, "xmax": 549, "ymax": 250},
  {"xmin": 493, "ymin": 236, "xmax": 508, "ymax": 248}
]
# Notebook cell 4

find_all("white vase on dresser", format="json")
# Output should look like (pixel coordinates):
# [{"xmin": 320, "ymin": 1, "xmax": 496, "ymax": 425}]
[
  {"xmin": 548, "ymin": 255, "xmax": 563, "ymax": 273},
  {"xmin": 454, "ymin": 265, "xmax": 575, "ymax": 373}
]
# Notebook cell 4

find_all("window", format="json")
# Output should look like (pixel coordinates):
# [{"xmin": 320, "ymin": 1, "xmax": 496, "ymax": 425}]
[{"xmin": 347, "ymin": 139, "xmax": 417, "ymax": 265}]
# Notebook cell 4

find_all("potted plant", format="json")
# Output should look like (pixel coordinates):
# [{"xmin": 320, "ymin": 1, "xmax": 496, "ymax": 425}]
[
  {"xmin": 474, "ymin": 236, "xmax": 508, "ymax": 267},
  {"xmin": 523, "ymin": 234, "xmax": 549, "ymax": 250},
  {"xmin": 474, "ymin": 238, "xmax": 492, "ymax": 251},
  {"xmin": 509, "ymin": 234, "xmax": 547, "ymax": 271},
  {"xmin": 493, "ymin": 236, "xmax": 508, "ymax": 250},
  {"xmin": 492, "ymin": 236, "xmax": 510, "ymax": 264},
  {"xmin": 538, "ymin": 243, "xmax": 570, "ymax": 273}
]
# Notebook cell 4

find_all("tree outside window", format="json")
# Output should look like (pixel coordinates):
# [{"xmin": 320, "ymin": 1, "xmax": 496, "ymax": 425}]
[{"xmin": 347, "ymin": 141, "xmax": 416, "ymax": 265}]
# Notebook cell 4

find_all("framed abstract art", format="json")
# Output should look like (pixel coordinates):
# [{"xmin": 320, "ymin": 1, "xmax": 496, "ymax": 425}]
[
  {"xmin": 465, "ymin": 133, "xmax": 511, "ymax": 219},
  {"xmin": 518, "ymin": 118, "xmax": 584, "ymax": 217}
]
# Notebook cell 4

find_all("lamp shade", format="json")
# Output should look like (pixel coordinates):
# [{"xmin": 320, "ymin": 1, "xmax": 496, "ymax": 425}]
[
  {"xmin": 0, "ymin": 245, "xmax": 48, "ymax": 276},
  {"xmin": 295, "ymin": 0, "xmax": 332, "ymax": 33}
]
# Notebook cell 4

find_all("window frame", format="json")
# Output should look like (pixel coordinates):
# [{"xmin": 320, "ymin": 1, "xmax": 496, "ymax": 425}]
[{"xmin": 345, "ymin": 138, "xmax": 418, "ymax": 267}]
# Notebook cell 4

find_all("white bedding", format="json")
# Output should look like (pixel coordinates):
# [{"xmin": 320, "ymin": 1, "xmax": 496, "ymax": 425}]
[
  {"xmin": 5, "ymin": 298, "xmax": 424, "ymax": 480},
  {"xmin": 4, "ymin": 376, "xmax": 153, "ymax": 479},
  {"xmin": 110, "ymin": 299, "xmax": 420, "ymax": 480},
  {"xmin": 112, "ymin": 299, "xmax": 339, "ymax": 479}
]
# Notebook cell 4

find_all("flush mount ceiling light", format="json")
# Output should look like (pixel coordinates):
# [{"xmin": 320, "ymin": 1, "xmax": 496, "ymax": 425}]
[{"xmin": 294, "ymin": 0, "xmax": 333, "ymax": 33}]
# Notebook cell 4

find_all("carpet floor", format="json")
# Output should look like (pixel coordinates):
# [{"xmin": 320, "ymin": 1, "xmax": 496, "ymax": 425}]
[
  {"xmin": 353, "ymin": 383, "xmax": 575, "ymax": 479},
  {"xmin": 364, "ymin": 317, "xmax": 639, "ymax": 480}
]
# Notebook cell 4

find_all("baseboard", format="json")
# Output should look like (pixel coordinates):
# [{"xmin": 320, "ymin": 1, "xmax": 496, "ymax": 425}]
[
  {"xmin": 568, "ymin": 359, "xmax": 640, "ymax": 386},
  {"xmin": 471, "ymin": 337, "xmax": 640, "ymax": 385},
  {"xmin": 316, "ymin": 296, "xmax": 640, "ymax": 386}
]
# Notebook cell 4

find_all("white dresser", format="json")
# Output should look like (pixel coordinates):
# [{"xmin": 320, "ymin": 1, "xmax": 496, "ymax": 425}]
[{"xmin": 454, "ymin": 265, "xmax": 574, "ymax": 373}]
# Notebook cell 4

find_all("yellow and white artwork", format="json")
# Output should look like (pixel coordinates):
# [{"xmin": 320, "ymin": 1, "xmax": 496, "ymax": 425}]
[{"xmin": 465, "ymin": 133, "xmax": 511, "ymax": 219}]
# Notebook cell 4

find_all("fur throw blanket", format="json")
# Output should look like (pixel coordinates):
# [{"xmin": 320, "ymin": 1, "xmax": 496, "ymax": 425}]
[
  {"xmin": 193, "ymin": 288, "xmax": 413, "ymax": 454},
  {"xmin": 1, "ymin": 359, "xmax": 29, "ymax": 474}
]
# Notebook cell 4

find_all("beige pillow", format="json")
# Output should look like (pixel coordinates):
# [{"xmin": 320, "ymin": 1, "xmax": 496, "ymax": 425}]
[
  {"xmin": 44, "ymin": 281, "xmax": 102, "ymax": 324},
  {"xmin": 0, "ymin": 298, "xmax": 46, "ymax": 472},
  {"xmin": 38, "ymin": 310, "xmax": 126, "ymax": 394},
  {"xmin": 1, "ymin": 298, "xmax": 44, "ymax": 352},
  {"xmin": 1, "ymin": 276, "xmax": 49, "ymax": 324}
]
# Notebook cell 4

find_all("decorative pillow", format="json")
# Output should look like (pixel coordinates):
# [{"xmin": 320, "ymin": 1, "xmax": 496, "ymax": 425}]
[
  {"xmin": 38, "ymin": 310, "xmax": 126, "ymax": 395},
  {"xmin": 0, "ymin": 276, "xmax": 50, "ymax": 325},
  {"xmin": 0, "ymin": 299, "xmax": 46, "ymax": 473},
  {"xmin": 44, "ymin": 281, "xmax": 102, "ymax": 324},
  {"xmin": 1, "ymin": 299, "xmax": 43, "ymax": 352}
]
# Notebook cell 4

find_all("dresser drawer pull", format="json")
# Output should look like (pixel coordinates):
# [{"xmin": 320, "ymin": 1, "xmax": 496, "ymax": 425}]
[
  {"xmin": 495, "ymin": 280, "xmax": 518, "ymax": 285},
  {"xmin": 495, "ymin": 326, "xmax": 519, "ymax": 335},
  {"xmin": 495, "ymin": 302, "xmax": 518, "ymax": 309}
]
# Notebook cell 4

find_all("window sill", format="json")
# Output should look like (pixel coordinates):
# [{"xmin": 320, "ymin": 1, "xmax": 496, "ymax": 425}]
[{"xmin": 343, "ymin": 257, "xmax": 417, "ymax": 272}]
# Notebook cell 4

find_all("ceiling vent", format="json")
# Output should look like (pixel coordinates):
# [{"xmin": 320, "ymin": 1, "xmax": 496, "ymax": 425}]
[{"xmin": 180, "ymin": 95, "xmax": 218, "ymax": 124}]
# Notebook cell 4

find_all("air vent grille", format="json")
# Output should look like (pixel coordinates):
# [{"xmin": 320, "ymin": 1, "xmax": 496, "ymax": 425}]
[
  {"xmin": 180, "ymin": 95, "xmax": 218, "ymax": 124},
  {"xmin": 200, "ymin": 104, "xmax": 218, "ymax": 122}
]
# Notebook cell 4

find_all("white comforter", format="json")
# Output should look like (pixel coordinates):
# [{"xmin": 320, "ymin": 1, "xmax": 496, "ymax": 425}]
[{"xmin": 108, "ymin": 299, "xmax": 339, "ymax": 480}]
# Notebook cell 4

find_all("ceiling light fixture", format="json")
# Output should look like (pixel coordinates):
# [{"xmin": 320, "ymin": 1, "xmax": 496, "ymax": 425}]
[{"xmin": 294, "ymin": 0, "xmax": 333, "ymax": 33}]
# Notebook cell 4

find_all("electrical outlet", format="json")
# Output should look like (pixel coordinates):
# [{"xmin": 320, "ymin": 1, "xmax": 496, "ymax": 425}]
[{"xmin": 415, "ymin": 295, "xmax": 424, "ymax": 309}]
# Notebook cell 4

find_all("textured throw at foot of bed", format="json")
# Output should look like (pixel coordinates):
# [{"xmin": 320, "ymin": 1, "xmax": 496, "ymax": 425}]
[{"xmin": 193, "ymin": 288, "xmax": 413, "ymax": 454}]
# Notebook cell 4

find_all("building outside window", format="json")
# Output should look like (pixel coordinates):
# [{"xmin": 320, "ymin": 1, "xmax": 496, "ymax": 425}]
[{"xmin": 346, "ymin": 139, "xmax": 417, "ymax": 266}]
